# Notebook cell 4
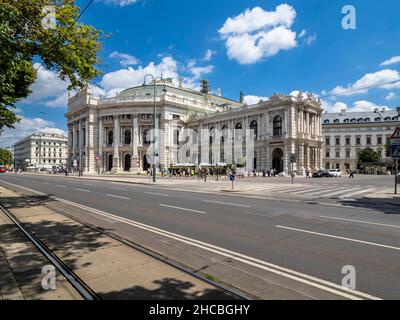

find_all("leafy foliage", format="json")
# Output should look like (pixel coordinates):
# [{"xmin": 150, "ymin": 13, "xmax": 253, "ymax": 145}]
[
  {"xmin": 358, "ymin": 147, "xmax": 380, "ymax": 163},
  {"xmin": 0, "ymin": 0, "xmax": 102, "ymax": 132},
  {"xmin": 0, "ymin": 148, "xmax": 13, "ymax": 165}
]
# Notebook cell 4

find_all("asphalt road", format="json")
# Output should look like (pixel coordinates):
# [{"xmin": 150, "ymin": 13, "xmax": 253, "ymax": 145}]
[{"xmin": 1, "ymin": 173, "xmax": 400, "ymax": 299}]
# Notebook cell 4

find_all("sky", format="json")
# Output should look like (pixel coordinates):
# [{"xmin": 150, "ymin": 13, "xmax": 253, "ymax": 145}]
[{"xmin": 2, "ymin": 0, "xmax": 400, "ymax": 147}]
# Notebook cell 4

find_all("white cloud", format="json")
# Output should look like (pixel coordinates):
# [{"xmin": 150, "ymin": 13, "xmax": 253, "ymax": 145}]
[
  {"xmin": 189, "ymin": 65, "xmax": 214, "ymax": 80},
  {"xmin": 380, "ymin": 56, "xmax": 400, "ymax": 66},
  {"xmin": 219, "ymin": 4, "xmax": 299, "ymax": 64},
  {"xmin": 330, "ymin": 69, "xmax": 400, "ymax": 97},
  {"xmin": 0, "ymin": 116, "xmax": 62, "ymax": 147},
  {"xmin": 110, "ymin": 51, "xmax": 140, "ymax": 66},
  {"xmin": 322, "ymin": 100, "xmax": 390, "ymax": 113},
  {"xmin": 23, "ymin": 63, "xmax": 68, "ymax": 108},
  {"xmin": 203, "ymin": 49, "xmax": 216, "ymax": 62},
  {"xmin": 299, "ymin": 30, "xmax": 307, "ymax": 38},
  {"xmin": 385, "ymin": 92, "xmax": 398, "ymax": 101},
  {"xmin": 244, "ymin": 95, "xmax": 269, "ymax": 105},
  {"xmin": 38, "ymin": 127, "xmax": 67, "ymax": 136},
  {"xmin": 98, "ymin": 0, "xmax": 139, "ymax": 7},
  {"xmin": 99, "ymin": 56, "xmax": 179, "ymax": 95}
]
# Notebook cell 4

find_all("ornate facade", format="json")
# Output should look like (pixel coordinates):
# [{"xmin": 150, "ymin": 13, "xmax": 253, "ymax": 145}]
[{"xmin": 65, "ymin": 80, "xmax": 323, "ymax": 174}]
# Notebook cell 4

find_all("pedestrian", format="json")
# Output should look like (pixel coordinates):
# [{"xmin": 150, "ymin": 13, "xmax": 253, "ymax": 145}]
[
  {"xmin": 306, "ymin": 167, "xmax": 311, "ymax": 179},
  {"xmin": 349, "ymin": 170, "xmax": 355, "ymax": 179},
  {"xmin": 65, "ymin": 168, "xmax": 68, "ymax": 176}
]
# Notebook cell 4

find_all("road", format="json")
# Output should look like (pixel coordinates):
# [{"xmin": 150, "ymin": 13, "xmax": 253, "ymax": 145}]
[{"xmin": 1, "ymin": 173, "xmax": 400, "ymax": 299}]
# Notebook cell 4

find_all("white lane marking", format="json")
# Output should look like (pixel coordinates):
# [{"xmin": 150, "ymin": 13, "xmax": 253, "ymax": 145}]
[
  {"xmin": 320, "ymin": 216, "xmax": 400, "ymax": 229},
  {"xmin": 56, "ymin": 185, "xmax": 67, "ymax": 189},
  {"xmin": 159, "ymin": 204, "xmax": 207, "ymax": 214},
  {"xmin": 0, "ymin": 180, "xmax": 381, "ymax": 300},
  {"xmin": 106, "ymin": 194, "xmax": 130, "ymax": 200},
  {"xmin": 316, "ymin": 187, "xmax": 361, "ymax": 198},
  {"xmin": 306, "ymin": 187, "xmax": 349, "ymax": 196},
  {"xmin": 292, "ymin": 187, "xmax": 327, "ymax": 195},
  {"xmin": 144, "ymin": 191, "xmax": 169, "ymax": 197},
  {"xmin": 203, "ymin": 200, "xmax": 250, "ymax": 208},
  {"xmin": 76, "ymin": 188, "xmax": 90, "ymax": 192},
  {"xmin": 339, "ymin": 188, "xmax": 377, "ymax": 199},
  {"xmin": 277, "ymin": 225, "xmax": 400, "ymax": 251}
]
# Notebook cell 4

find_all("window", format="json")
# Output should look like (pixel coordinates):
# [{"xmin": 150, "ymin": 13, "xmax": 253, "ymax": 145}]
[
  {"xmin": 324, "ymin": 120, "xmax": 330, "ymax": 124},
  {"xmin": 357, "ymin": 118, "xmax": 363, "ymax": 123},
  {"xmin": 366, "ymin": 136, "xmax": 372, "ymax": 145},
  {"xmin": 273, "ymin": 116, "xmax": 282, "ymax": 137},
  {"xmin": 364, "ymin": 118, "xmax": 370, "ymax": 122},
  {"xmin": 325, "ymin": 137, "xmax": 331, "ymax": 145},
  {"xmin": 377, "ymin": 137, "xmax": 382, "ymax": 145},
  {"xmin": 375, "ymin": 117, "xmax": 381, "ymax": 122},
  {"xmin": 143, "ymin": 129, "xmax": 151, "ymax": 145},
  {"xmin": 325, "ymin": 149, "xmax": 330, "ymax": 158},
  {"xmin": 351, "ymin": 118, "xmax": 356, "ymax": 123},
  {"xmin": 346, "ymin": 149, "xmax": 351, "ymax": 158},
  {"xmin": 108, "ymin": 130, "xmax": 113, "ymax": 145},
  {"xmin": 124, "ymin": 130, "xmax": 132, "ymax": 145},
  {"xmin": 173, "ymin": 115, "xmax": 180, "ymax": 120},
  {"xmin": 250, "ymin": 120, "xmax": 258, "ymax": 139},
  {"xmin": 345, "ymin": 137, "xmax": 351, "ymax": 145},
  {"xmin": 343, "ymin": 119, "xmax": 350, "ymax": 123},
  {"xmin": 334, "ymin": 119, "xmax": 340, "ymax": 123},
  {"xmin": 336, "ymin": 150, "xmax": 340, "ymax": 158},
  {"xmin": 356, "ymin": 137, "xmax": 361, "ymax": 145},
  {"xmin": 235, "ymin": 122, "xmax": 242, "ymax": 130},
  {"xmin": 335, "ymin": 137, "xmax": 340, "ymax": 145}
]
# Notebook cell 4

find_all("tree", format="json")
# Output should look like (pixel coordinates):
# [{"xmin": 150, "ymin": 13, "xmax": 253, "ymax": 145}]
[
  {"xmin": 0, "ymin": 0, "xmax": 102, "ymax": 133},
  {"xmin": 385, "ymin": 140, "xmax": 391, "ymax": 157},
  {"xmin": 358, "ymin": 147, "xmax": 380, "ymax": 163},
  {"xmin": 0, "ymin": 148, "xmax": 13, "ymax": 165}
]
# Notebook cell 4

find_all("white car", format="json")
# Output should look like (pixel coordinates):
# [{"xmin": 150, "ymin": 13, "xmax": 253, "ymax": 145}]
[{"xmin": 328, "ymin": 169, "xmax": 342, "ymax": 177}]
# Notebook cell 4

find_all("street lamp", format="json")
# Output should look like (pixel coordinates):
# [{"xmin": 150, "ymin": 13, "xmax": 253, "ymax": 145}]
[{"xmin": 142, "ymin": 74, "xmax": 167, "ymax": 183}]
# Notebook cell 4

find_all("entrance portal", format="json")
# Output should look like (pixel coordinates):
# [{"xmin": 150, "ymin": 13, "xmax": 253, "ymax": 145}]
[
  {"xmin": 143, "ymin": 154, "xmax": 150, "ymax": 171},
  {"xmin": 124, "ymin": 154, "xmax": 131, "ymax": 172},
  {"xmin": 108, "ymin": 154, "xmax": 113, "ymax": 171},
  {"xmin": 272, "ymin": 148, "xmax": 284, "ymax": 173}
]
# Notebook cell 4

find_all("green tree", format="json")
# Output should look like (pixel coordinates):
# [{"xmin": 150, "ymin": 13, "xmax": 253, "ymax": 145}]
[
  {"xmin": 358, "ymin": 147, "xmax": 380, "ymax": 163},
  {"xmin": 0, "ymin": 0, "xmax": 102, "ymax": 133},
  {"xmin": 0, "ymin": 148, "xmax": 13, "ymax": 165},
  {"xmin": 385, "ymin": 140, "xmax": 391, "ymax": 157}
]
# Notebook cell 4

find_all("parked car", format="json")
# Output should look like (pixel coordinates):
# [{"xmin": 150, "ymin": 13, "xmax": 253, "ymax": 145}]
[
  {"xmin": 0, "ymin": 166, "xmax": 6, "ymax": 173},
  {"xmin": 312, "ymin": 170, "xmax": 331, "ymax": 178},
  {"xmin": 328, "ymin": 169, "xmax": 342, "ymax": 177}
]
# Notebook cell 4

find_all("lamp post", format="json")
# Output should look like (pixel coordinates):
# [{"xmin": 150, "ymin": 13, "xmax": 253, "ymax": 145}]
[{"xmin": 143, "ymin": 75, "xmax": 167, "ymax": 183}]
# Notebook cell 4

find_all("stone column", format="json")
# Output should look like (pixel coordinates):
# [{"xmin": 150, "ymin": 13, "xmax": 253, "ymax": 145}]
[
  {"xmin": 131, "ymin": 116, "xmax": 139, "ymax": 172},
  {"xmin": 298, "ymin": 144, "xmax": 305, "ymax": 175},
  {"xmin": 113, "ymin": 117, "xmax": 120, "ymax": 173},
  {"xmin": 98, "ymin": 117, "xmax": 103, "ymax": 173}
]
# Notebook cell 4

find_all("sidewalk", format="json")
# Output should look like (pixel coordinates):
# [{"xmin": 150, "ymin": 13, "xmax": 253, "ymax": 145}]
[{"xmin": 0, "ymin": 185, "xmax": 234, "ymax": 300}]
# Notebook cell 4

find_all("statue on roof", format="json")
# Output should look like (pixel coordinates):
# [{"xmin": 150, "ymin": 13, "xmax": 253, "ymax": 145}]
[{"xmin": 239, "ymin": 91, "xmax": 244, "ymax": 103}]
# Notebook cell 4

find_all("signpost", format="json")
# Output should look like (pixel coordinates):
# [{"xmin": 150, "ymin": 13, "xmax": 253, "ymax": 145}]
[
  {"xmin": 390, "ymin": 127, "xmax": 400, "ymax": 195},
  {"xmin": 229, "ymin": 173, "xmax": 235, "ymax": 190},
  {"xmin": 289, "ymin": 153, "xmax": 296, "ymax": 185}
]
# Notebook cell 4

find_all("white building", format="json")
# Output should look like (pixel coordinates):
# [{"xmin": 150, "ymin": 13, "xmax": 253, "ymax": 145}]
[
  {"xmin": 321, "ymin": 108, "xmax": 400, "ymax": 172},
  {"xmin": 65, "ymin": 79, "xmax": 323, "ymax": 174},
  {"xmin": 14, "ymin": 132, "xmax": 68, "ymax": 170}
]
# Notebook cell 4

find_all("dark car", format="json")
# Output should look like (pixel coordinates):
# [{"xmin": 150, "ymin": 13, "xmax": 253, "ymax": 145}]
[{"xmin": 312, "ymin": 170, "xmax": 331, "ymax": 178}]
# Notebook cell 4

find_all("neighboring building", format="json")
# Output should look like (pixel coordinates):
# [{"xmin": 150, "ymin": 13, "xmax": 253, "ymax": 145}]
[
  {"xmin": 65, "ymin": 79, "xmax": 323, "ymax": 174},
  {"xmin": 14, "ymin": 132, "xmax": 68, "ymax": 170},
  {"xmin": 321, "ymin": 108, "xmax": 400, "ymax": 172}
]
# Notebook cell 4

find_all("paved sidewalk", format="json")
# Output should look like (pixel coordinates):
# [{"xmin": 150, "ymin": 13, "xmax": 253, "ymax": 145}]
[{"xmin": 0, "ymin": 186, "xmax": 235, "ymax": 300}]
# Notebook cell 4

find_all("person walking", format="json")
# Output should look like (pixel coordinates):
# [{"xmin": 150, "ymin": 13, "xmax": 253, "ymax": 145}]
[{"xmin": 349, "ymin": 170, "xmax": 355, "ymax": 179}]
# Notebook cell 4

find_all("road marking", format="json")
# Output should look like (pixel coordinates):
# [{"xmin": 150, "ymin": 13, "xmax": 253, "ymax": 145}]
[
  {"xmin": 106, "ymin": 194, "xmax": 130, "ymax": 200},
  {"xmin": 320, "ymin": 216, "xmax": 400, "ymax": 229},
  {"xmin": 76, "ymin": 188, "xmax": 90, "ymax": 192},
  {"xmin": 315, "ymin": 187, "xmax": 361, "ymax": 198},
  {"xmin": 306, "ymin": 187, "xmax": 349, "ymax": 196},
  {"xmin": 339, "ymin": 188, "xmax": 376, "ymax": 199},
  {"xmin": 56, "ymin": 185, "xmax": 67, "ymax": 189},
  {"xmin": 144, "ymin": 191, "xmax": 169, "ymax": 197},
  {"xmin": 276, "ymin": 225, "xmax": 400, "ymax": 251},
  {"xmin": 160, "ymin": 204, "xmax": 206, "ymax": 214},
  {"xmin": 203, "ymin": 200, "xmax": 250, "ymax": 208},
  {"xmin": 0, "ymin": 179, "xmax": 381, "ymax": 300}
]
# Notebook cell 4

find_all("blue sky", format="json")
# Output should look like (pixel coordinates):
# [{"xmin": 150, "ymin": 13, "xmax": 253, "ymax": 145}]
[{"xmin": 2, "ymin": 0, "xmax": 400, "ymax": 147}]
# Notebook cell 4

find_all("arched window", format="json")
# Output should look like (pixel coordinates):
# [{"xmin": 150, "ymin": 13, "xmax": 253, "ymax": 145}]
[
  {"xmin": 357, "ymin": 118, "xmax": 363, "ymax": 123},
  {"xmin": 364, "ymin": 118, "xmax": 370, "ymax": 122},
  {"xmin": 143, "ymin": 129, "xmax": 150, "ymax": 145},
  {"xmin": 375, "ymin": 117, "xmax": 382, "ymax": 122},
  {"xmin": 343, "ymin": 119, "xmax": 350, "ymax": 123},
  {"xmin": 124, "ymin": 130, "xmax": 131, "ymax": 145},
  {"xmin": 273, "ymin": 116, "xmax": 282, "ymax": 137},
  {"xmin": 324, "ymin": 120, "xmax": 330, "ymax": 124},
  {"xmin": 250, "ymin": 120, "xmax": 258, "ymax": 139},
  {"xmin": 209, "ymin": 127, "xmax": 215, "ymax": 145},
  {"xmin": 173, "ymin": 130, "xmax": 180, "ymax": 145},
  {"xmin": 334, "ymin": 119, "xmax": 340, "ymax": 123},
  {"xmin": 108, "ymin": 130, "xmax": 113, "ymax": 145},
  {"xmin": 235, "ymin": 122, "xmax": 242, "ymax": 130}
]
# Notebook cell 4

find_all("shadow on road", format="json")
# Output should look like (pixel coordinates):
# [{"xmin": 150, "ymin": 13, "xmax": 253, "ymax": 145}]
[{"xmin": 335, "ymin": 196, "xmax": 400, "ymax": 215}]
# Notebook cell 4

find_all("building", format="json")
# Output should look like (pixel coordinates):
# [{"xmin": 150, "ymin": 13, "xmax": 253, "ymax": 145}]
[
  {"xmin": 321, "ymin": 108, "xmax": 400, "ymax": 172},
  {"xmin": 65, "ymin": 79, "xmax": 323, "ymax": 174},
  {"xmin": 14, "ymin": 132, "xmax": 68, "ymax": 170}
]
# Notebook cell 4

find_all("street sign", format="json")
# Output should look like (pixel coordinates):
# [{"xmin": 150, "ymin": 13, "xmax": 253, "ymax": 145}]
[
  {"xmin": 289, "ymin": 153, "xmax": 296, "ymax": 163},
  {"xmin": 391, "ymin": 145, "xmax": 400, "ymax": 159},
  {"xmin": 229, "ymin": 174, "xmax": 236, "ymax": 182}
]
